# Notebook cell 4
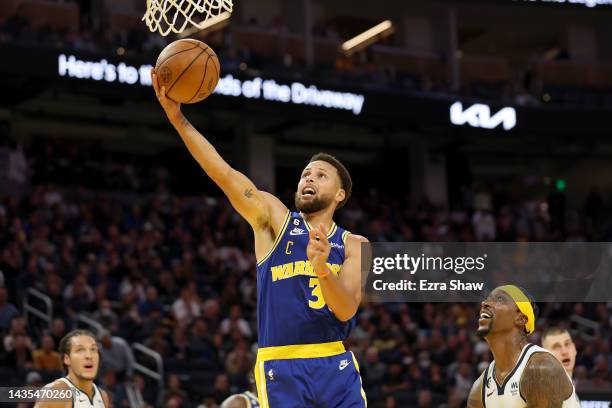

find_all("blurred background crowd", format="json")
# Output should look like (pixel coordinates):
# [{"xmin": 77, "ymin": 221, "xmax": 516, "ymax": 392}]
[{"xmin": 1, "ymin": 142, "xmax": 611, "ymax": 407}]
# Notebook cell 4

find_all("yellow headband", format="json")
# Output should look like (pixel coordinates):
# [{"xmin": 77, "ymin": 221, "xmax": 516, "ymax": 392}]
[{"xmin": 498, "ymin": 285, "xmax": 535, "ymax": 335}]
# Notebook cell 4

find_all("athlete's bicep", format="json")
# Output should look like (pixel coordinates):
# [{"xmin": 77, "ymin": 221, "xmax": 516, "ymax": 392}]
[
  {"xmin": 520, "ymin": 353, "xmax": 573, "ymax": 408},
  {"xmin": 221, "ymin": 169, "xmax": 272, "ymax": 229},
  {"xmin": 467, "ymin": 373, "xmax": 484, "ymax": 408}
]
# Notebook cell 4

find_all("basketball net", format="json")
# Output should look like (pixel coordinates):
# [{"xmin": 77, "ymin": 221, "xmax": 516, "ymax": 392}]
[{"xmin": 143, "ymin": 0, "xmax": 233, "ymax": 36}]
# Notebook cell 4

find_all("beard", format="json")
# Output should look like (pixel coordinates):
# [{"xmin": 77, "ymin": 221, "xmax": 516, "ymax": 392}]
[
  {"xmin": 476, "ymin": 319, "xmax": 493, "ymax": 338},
  {"xmin": 295, "ymin": 192, "xmax": 332, "ymax": 214}
]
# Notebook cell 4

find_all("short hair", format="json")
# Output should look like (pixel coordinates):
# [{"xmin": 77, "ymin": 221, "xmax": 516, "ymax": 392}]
[
  {"xmin": 542, "ymin": 327, "xmax": 570, "ymax": 342},
  {"xmin": 58, "ymin": 329, "xmax": 97, "ymax": 372},
  {"xmin": 309, "ymin": 153, "xmax": 352, "ymax": 209}
]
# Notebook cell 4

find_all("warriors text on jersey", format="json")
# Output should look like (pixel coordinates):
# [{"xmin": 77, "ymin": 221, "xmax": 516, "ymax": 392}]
[
  {"xmin": 54, "ymin": 377, "xmax": 106, "ymax": 408},
  {"xmin": 481, "ymin": 344, "xmax": 580, "ymax": 408},
  {"xmin": 256, "ymin": 211, "xmax": 354, "ymax": 347}
]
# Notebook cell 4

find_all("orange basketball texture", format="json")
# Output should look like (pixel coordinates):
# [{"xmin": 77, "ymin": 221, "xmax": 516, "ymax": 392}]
[{"xmin": 155, "ymin": 39, "xmax": 220, "ymax": 104}]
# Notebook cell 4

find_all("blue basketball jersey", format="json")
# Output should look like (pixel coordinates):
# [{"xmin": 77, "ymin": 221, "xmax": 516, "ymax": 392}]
[{"xmin": 256, "ymin": 211, "xmax": 355, "ymax": 347}]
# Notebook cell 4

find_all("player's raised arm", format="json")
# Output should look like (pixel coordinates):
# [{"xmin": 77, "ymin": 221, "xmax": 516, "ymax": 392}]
[
  {"xmin": 151, "ymin": 69, "xmax": 283, "ymax": 230},
  {"xmin": 520, "ymin": 353, "xmax": 573, "ymax": 408}
]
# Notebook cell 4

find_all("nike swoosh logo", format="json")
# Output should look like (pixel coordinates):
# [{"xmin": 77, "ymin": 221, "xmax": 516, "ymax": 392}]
[{"xmin": 487, "ymin": 391, "xmax": 494, "ymax": 397}]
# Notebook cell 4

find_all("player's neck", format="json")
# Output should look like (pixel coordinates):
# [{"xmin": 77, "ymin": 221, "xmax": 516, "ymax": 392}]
[
  {"xmin": 487, "ymin": 334, "xmax": 528, "ymax": 374},
  {"xmin": 300, "ymin": 209, "xmax": 334, "ymax": 230},
  {"xmin": 67, "ymin": 373, "xmax": 94, "ymax": 399}
]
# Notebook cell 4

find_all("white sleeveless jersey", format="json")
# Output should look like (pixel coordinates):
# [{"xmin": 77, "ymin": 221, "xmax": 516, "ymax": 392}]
[
  {"xmin": 482, "ymin": 344, "xmax": 580, "ymax": 408},
  {"xmin": 54, "ymin": 377, "xmax": 106, "ymax": 408}
]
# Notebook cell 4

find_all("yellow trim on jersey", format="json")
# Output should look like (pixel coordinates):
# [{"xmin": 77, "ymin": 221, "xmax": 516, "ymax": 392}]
[
  {"xmin": 254, "ymin": 361, "xmax": 269, "ymax": 408},
  {"xmin": 341, "ymin": 230, "xmax": 350, "ymax": 244},
  {"xmin": 350, "ymin": 351, "xmax": 368, "ymax": 407},
  {"xmin": 256, "ymin": 341, "xmax": 345, "ymax": 362},
  {"xmin": 257, "ymin": 210, "xmax": 291, "ymax": 267},
  {"xmin": 304, "ymin": 219, "xmax": 337, "ymax": 238}
]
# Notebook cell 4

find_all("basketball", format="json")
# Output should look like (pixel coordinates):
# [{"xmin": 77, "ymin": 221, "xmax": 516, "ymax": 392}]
[{"xmin": 154, "ymin": 39, "xmax": 220, "ymax": 104}]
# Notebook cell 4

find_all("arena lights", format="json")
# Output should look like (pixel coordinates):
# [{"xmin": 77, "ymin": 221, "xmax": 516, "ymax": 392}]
[
  {"xmin": 177, "ymin": 11, "xmax": 231, "ymax": 38},
  {"xmin": 450, "ymin": 101, "xmax": 517, "ymax": 131},
  {"xmin": 340, "ymin": 20, "xmax": 394, "ymax": 56}
]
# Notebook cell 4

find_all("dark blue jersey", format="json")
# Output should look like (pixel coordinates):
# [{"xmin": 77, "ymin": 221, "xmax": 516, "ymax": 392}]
[{"xmin": 256, "ymin": 211, "xmax": 355, "ymax": 347}]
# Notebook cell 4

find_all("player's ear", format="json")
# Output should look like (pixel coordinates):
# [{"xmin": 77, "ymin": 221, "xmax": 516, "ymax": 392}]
[
  {"xmin": 335, "ymin": 188, "xmax": 346, "ymax": 204},
  {"xmin": 516, "ymin": 312, "xmax": 528, "ymax": 329},
  {"xmin": 64, "ymin": 353, "xmax": 70, "ymax": 368}
]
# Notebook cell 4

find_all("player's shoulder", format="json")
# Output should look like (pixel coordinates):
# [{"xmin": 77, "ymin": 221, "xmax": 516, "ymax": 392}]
[
  {"xmin": 521, "ymin": 351, "xmax": 573, "ymax": 399},
  {"xmin": 43, "ymin": 379, "xmax": 71, "ymax": 390},
  {"xmin": 99, "ymin": 388, "xmax": 110, "ymax": 407},
  {"xmin": 34, "ymin": 379, "xmax": 71, "ymax": 408},
  {"xmin": 523, "ymin": 350, "xmax": 568, "ymax": 377},
  {"xmin": 467, "ymin": 369, "xmax": 485, "ymax": 408},
  {"xmin": 220, "ymin": 393, "xmax": 249, "ymax": 408},
  {"xmin": 344, "ymin": 233, "xmax": 368, "ymax": 245},
  {"xmin": 344, "ymin": 233, "xmax": 368, "ymax": 256},
  {"xmin": 259, "ymin": 191, "xmax": 290, "ymax": 225}
]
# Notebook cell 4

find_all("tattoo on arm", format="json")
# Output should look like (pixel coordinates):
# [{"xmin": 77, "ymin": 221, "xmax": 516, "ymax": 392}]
[
  {"xmin": 244, "ymin": 188, "xmax": 253, "ymax": 198},
  {"xmin": 521, "ymin": 353, "xmax": 573, "ymax": 408}
]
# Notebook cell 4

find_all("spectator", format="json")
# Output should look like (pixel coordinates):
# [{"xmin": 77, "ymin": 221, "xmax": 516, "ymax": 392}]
[
  {"xmin": 92, "ymin": 299, "xmax": 119, "ymax": 333},
  {"xmin": 452, "ymin": 362, "xmax": 474, "ymax": 401},
  {"xmin": 32, "ymin": 334, "xmax": 62, "ymax": 374},
  {"xmin": 172, "ymin": 287, "xmax": 201, "ymax": 327},
  {"xmin": 3, "ymin": 334, "xmax": 33, "ymax": 370},
  {"xmin": 161, "ymin": 373, "xmax": 188, "ymax": 405},
  {"xmin": 101, "ymin": 370, "xmax": 130, "ymax": 408},
  {"xmin": 63, "ymin": 273, "xmax": 95, "ymax": 316},
  {"xmin": 224, "ymin": 339, "xmax": 254, "ymax": 377},
  {"xmin": 213, "ymin": 373, "xmax": 231, "ymax": 404},
  {"xmin": 98, "ymin": 331, "xmax": 135, "ymax": 379},
  {"xmin": 220, "ymin": 304, "xmax": 252, "ymax": 339},
  {"xmin": 0, "ymin": 287, "xmax": 17, "ymax": 334},
  {"xmin": 139, "ymin": 286, "xmax": 164, "ymax": 318},
  {"xmin": 50, "ymin": 318, "xmax": 67, "ymax": 348},
  {"xmin": 3, "ymin": 316, "xmax": 32, "ymax": 352}
]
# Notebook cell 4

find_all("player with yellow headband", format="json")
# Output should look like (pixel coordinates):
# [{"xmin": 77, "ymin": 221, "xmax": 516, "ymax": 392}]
[{"xmin": 467, "ymin": 285, "xmax": 580, "ymax": 408}]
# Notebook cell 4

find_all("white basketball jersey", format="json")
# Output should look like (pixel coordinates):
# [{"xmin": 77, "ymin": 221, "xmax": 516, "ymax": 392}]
[
  {"xmin": 482, "ymin": 344, "xmax": 580, "ymax": 408},
  {"xmin": 56, "ymin": 377, "xmax": 106, "ymax": 408}
]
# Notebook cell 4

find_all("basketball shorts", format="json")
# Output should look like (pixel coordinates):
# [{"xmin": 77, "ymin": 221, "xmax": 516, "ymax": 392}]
[{"xmin": 254, "ymin": 342, "xmax": 367, "ymax": 408}]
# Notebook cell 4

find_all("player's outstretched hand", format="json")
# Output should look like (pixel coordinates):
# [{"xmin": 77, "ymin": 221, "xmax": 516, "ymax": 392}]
[
  {"xmin": 307, "ymin": 223, "xmax": 331, "ymax": 273},
  {"xmin": 151, "ymin": 68, "xmax": 182, "ymax": 123}
]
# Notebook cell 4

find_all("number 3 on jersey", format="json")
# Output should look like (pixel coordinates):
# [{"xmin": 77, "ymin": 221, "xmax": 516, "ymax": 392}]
[{"xmin": 308, "ymin": 278, "xmax": 325, "ymax": 309}]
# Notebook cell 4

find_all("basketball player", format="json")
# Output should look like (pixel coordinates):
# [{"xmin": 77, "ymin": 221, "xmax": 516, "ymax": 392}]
[
  {"xmin": 152, "ymin": 71, "xmax": 367, "ymax": 408},
  {"xmin": 221, "ymin": 373, "xmax": 259, "ymax": 408},
  {"xmin": 542, "ymin": 327, "xmax": 577, "ymax": 378},
  {"xmin": 35, "ymin": 329, "xmax": 109, "ymax": 408},
  {"xmin": 221, "ymin": 387, "xmax": 260, "ymax": 408},
  {"xmin": 467, "ymin": 285, "xmax": 580, "ymax": 408}
]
